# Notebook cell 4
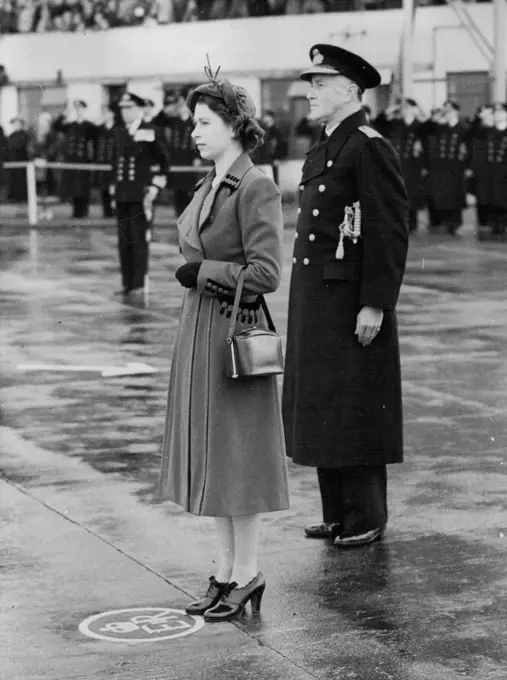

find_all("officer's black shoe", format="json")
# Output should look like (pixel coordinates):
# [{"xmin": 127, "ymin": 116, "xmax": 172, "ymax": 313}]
[
  {"xmin": 304, "ymin": 522, "xmax": 341, "ymax": 539},
  {"xmin": 114, "ymin": 288, "xmax": 130, "ymax": 296},
  {"xmin": 333, "ymin": 527, "xmax": 384, "ymax": 548}
]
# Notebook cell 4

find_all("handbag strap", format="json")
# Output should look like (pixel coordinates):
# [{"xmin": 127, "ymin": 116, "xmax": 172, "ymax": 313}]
[{"xmin": 227, "ymin": 268, "xmax": 277, "ymax": 340}]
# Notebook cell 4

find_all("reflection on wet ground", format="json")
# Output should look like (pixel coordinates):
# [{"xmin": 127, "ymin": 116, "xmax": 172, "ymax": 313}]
[{"xmin": 1, "ymin": 213, "xmax": 507, "ymax": 679}]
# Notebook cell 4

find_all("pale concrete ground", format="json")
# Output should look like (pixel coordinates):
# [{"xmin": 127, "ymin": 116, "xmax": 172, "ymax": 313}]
[{"xmin": 1, "ymin": 205, "xmax": 507, "ymax": 679}]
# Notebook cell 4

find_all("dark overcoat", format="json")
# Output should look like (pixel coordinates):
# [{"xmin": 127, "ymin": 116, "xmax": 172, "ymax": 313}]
[
  {"xmin": 162, "ymin": 115, "xmax": 201, "ymax": 191},
  {"xmin": 60, "ymin": 120, "xmax": 97, "ymax": 199},
  {"xmin": 470, "ymin": 125, "xmax": 493, "ymax": 205},
  {"xmin": 94, "ymin": 123, "xmax": 116, "ymax": 189},
  {"xmin": 422, "ymin": 122, "xmax": 469, "ymax": 210},
  {"xmin": 385, "ymin": 119, "xmax": 425, "ymax": 209},
  {"xmin": 6, "ymin": 129, "xmax": 30, "ymax": 202},
  {"xmin": 159, "ymin": 153, "xmax": 289, "ymax": 517},
  {"xmin": 282, "ymin": 110, "xmax": 408, "ymax": 469},
  {"xmin": 111, "ymin": 121, "xmax": 170, "ymax": 203},
  {"xmin": 488, "ymin": 128, "xmax": 507, "ymax": 209}
]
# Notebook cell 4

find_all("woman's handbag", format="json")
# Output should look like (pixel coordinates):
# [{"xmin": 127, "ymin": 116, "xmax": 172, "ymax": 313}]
[{"xmin": 226, "ymin": 268, "xmax": 284, "ymax": 379}]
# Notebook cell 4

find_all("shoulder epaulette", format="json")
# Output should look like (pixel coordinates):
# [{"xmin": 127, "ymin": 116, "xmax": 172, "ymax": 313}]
[{"xmin": 358, "ymin": 125, "xmax": 383, "ymax": 139}]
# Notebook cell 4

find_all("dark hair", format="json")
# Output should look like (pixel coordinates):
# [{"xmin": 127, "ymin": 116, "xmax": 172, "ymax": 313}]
[{"xmin": 193, "ymin": 92, "xmax": 265, "ymax": 152}]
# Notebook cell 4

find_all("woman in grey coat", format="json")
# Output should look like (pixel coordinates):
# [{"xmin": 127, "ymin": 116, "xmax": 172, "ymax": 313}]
[{"xmin": 158, "ymin": 67, "xmax": 289, "ymax": 622}]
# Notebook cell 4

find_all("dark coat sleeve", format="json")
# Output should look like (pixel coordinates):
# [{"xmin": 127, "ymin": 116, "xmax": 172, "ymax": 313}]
[
  {"xmin": 356, "ymin": 137, "xmax": 409, "ymax": 310},
  {"xmin": 197, "ymin": 174, "xmax": 283, "ymax": 295}
]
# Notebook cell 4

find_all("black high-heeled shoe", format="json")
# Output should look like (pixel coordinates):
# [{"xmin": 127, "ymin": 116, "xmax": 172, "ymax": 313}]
[
  {"xmin": 203, "ymin": 572, "xmax": 266, "ymax": 622},
  {"xmin": 185, "ymin": 576, "xmax": 229, "ymax": 615}
]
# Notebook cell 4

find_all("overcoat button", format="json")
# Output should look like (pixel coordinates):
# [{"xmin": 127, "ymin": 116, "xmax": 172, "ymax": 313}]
[
  {"xmin": 309, "ymin": 234, "xmax": 315, "ymax": 241},
  {"xmin": 327, "ymin": 160, "xmax": 333, "ymax": 167},
  {"xmin": 293, "ymin": 257, "xmax": 297, "ymax": 264},
  {"xmin": 299, "ymin": 184, "xmax": 304, "ymax": 191},
  {"xmin": 295, "ymin": 232, "xmax": 298, "ymax": 239},
  {"xmin": 319, "ymin": 184, "xmax": 326, "ymax": 192},
  {"xmin": 303, "ymin": 258, "xmax": 309, "ymax": 265},
  {"xmin": 297, "ymin": 207, "xmax": 301, "ymax": 214},
  {"xmin": 312, "ymin": 209, "xmax": 319, "ymax": 217}
]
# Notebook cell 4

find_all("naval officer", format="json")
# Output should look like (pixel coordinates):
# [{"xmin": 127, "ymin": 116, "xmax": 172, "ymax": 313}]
[
  {"xmin": 282, "ymin": 44, "xmax": 409, "ymax": 548},
  {"xmin": 111, "ymin": 92, "xmax": 170, "ymax": 295}
]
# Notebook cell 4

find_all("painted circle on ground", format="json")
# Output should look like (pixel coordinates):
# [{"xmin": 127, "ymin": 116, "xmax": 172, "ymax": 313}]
[{"xmin": 79, "ymin": 607, "xmax": 204, "ymax": 642}]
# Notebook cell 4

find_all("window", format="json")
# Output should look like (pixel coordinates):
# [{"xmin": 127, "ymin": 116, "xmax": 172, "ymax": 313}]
[{"xmin": 447, "ymin": 71, "xmax": 490, "ymax": 119}]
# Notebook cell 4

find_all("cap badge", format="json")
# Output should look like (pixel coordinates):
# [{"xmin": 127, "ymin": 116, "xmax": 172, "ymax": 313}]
[{"xmin": 312, "ymin": 49, "xmax": 324, "ymax": 65}]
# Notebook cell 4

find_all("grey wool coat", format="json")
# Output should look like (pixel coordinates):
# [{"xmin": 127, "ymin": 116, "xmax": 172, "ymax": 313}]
[{"xmin": 159, "ymin": 153, "xmax": 290, "ymax": 517}]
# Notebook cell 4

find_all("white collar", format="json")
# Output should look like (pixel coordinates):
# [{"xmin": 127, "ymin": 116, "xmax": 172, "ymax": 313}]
[
  {"xmin": 128, "ymin": 117, "xmax": 143, "ymax": 135},
  {"xmin": 325, "ymin": 122, "xmax": 340, "ymax": 138}
]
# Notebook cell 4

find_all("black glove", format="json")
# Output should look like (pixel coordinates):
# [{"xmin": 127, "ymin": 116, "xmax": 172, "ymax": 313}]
[{"xmin": 175, "ymin": 262, "xmax": 201, "ymax": 288}]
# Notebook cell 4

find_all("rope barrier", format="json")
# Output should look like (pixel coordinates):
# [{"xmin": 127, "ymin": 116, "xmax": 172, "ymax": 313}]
[
  {"xmin": 2, "ymin": 160, "xmax": 275, "ymax": 226},
  {"xmin": 4, "ymin": 161, "xmax": 209, "ymax": 172}
]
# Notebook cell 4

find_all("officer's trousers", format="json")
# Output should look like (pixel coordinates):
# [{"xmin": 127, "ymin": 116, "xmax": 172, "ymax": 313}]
[
  {"xmin": 490, "ymin": 207, "xmax": 507, "ymax": 234},
  {"xmin": 101, "ymin": 189, "xmax": 115, "ymax": 218},
  {"xmin": 116, "ymin": 202, "xmax": 149, "ymax": 291},
  {"xmin": 317, "ymin": 466, "xmax": 388, "ymax": 535}
]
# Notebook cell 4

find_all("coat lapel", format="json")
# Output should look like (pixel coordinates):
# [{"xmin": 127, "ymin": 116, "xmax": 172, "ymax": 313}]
[
  {"xmin": 176, "ymin": 171, "xmax": 214, "ymax": 256},
  {"xmin": 301, "ymin": 110, "xmax": 368, "ymax": 184},
  {"xmin": 198, "ymin": 153, "xmax": 254, "ymax": 232}
]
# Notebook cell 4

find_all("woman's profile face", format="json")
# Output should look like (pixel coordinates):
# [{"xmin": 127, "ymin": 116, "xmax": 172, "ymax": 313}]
[{"xmin": 191, "ymin": 102, "xmax": 235, "ymax": 161}]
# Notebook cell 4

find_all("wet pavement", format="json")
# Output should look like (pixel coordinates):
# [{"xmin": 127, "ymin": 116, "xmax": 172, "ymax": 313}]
[{"xmin": 1, "ymin": 205, "xmax": 507, "ymax": 679}]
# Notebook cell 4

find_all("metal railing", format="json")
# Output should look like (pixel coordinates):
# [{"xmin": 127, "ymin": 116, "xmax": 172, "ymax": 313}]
[{"xmin": 2, "ymin": 160, "xmax": 215, "ymax": 226}]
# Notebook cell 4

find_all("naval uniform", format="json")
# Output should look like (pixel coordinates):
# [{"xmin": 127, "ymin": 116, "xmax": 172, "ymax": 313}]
[
  {"xmin": 60, "ymin": 120, "xmax": 97, "ymax": 218},
  {"xmin": 422, "ymin": 121, "xmax": 469, "ymax": 233},
  {"xmin": 163, "ymin": 114, "xmax": 202, "ymax": 216},
  {"xmin": 383, "ymin": 118, "xmax": 425, "ymax": 233},
  {"xmin": 469, "ymin": 123, "xmax": 493, "ymax": 230},
  {"xmin": 487, "ymin": 126, "xmax": 507, "ymax": 235},
  {"xmin": 112, "ymin": 119, "xmax": 170, "ymax": 292},
  {"xmin": 282, "ymin": 109, "xmax": 409, "ymax": 536},
  {"xmin": 94, "ymin": 122, "xmax": 116, "ymax": 218}
]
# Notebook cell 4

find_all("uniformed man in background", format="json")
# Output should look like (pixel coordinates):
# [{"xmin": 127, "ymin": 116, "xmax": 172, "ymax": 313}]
[
  {"xmin": 164, "ymin": 88, "xmax": 203, "ymax": 217},
  {"xmin": 469, "ymin": 105, "xmax": 494, "ymax": 237},
  {"xmin": 143, "ymin": 98, "xmax": 157, "ymax": 123},
  {"xmin": 283, "ymin": 44, "xmax": 409, "ymax": 548},
  {"xmin": 379, "ymin": 98, "xmax": 426, "ymax": 233},
  {"xmin": 60, "ymin": 100, "xmax": 97, "ymax": 218},
  {"xmin": 487, "ymin": 102, "xmax": 507, "ymax": 238},
  {"xmin": 422, "ymin": 100, "xmax": 469, "ymax": 235},
  {"xmin": 95, "ymin": 104, "xmax": 116, "ymax": 218},
  {"xmin": 111, "ymin": 92, "xmax": 170, "ymax": 296}
]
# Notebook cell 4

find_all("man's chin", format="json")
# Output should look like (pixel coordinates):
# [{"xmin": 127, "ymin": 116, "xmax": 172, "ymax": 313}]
[{"xmin": 308, "ymin": 109, "xmax": 325, "ymax": 124}]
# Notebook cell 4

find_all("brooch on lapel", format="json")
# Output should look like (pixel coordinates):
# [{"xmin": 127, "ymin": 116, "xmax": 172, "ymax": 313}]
[
  {"xmin": 222, "ymin": 174, "xmax": 241, "ymax": 192},
  {"xmin": 336, "ymin": 201, "xmax": 361, "ymax": 260}
]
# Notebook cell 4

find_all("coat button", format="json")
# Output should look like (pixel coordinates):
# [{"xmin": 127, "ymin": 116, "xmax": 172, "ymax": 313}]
[
  {"xmin": 299, "ymin": 184, "xmax": 304, "ymax": 191},
  {"xmin": 313, "ymin": 209, "xmax": 319, "ymax": 217},
  {"xmin": 295, "ymin": 232, "xmax": 298, "ymax": 239},
  {"xmin": 319, "ymin": 184, "xmax": 326, "ymax": 192},
  {"xmin": 327, "ymin": 160, "xmax": 333, "ymax": 167},
  {"xmin": 293, "ymin": 257, "xmax": 297, "ymax": 263},
  {"xmin": 297, "ymin": 208, "xmax": 301, "ymax": 214},
  {"xmin": 303, "ymin": 258, "xmax": 309, "ymax": 265},
  {"xmin": 309, "ymin": 234, "xmax": 315, "ymax": 241}
]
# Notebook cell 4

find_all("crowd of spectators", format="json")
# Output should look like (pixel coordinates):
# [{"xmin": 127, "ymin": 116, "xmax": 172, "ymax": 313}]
[{"xmin": 0, "ymin": 0, "xmax": 415, "ymax": 34}]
